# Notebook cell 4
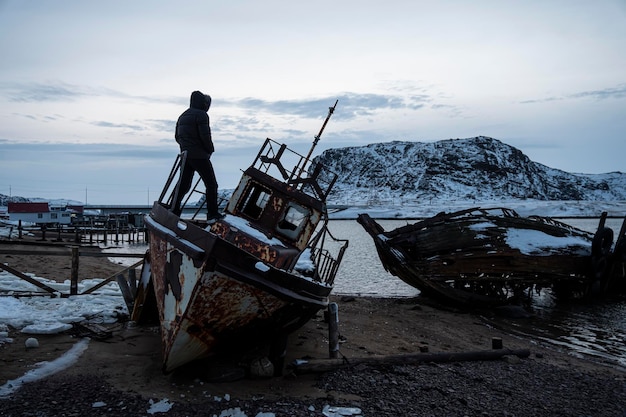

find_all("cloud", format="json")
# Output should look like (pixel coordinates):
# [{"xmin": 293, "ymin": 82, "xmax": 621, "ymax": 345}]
[
  {"xmin": 2, "ymin": 81, "xmax": 448, "ymax": 149},
  {"xmin": 230, "ymin": 92, "xmax": 435, "ymax": 121},
  {"xmin": 146, "ymin": 119, "xmax": 176, "ymax": 133},
  {"xmin": 0, "ymin": 141, "xmax": 176, "ymax": 160},
  {"xmin": 570, "ymin": 84, "xmax": 626, "ymax": 100},
  {"xmin": 520, "ymin": 83, "xmax": 626, "ymax": 104},
  {"xmin": 0, "ymin": 80, "xmax": 181, "ymax": 105},
  {"xmin": 0, "ymin": 81, "xmax": 106, "ymax": 102},
  {"xmin": 91, "ymin": 121, "xmax": 145, "ymax": 131}
]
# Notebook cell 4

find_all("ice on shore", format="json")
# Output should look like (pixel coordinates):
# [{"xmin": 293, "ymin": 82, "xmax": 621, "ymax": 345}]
[{"xmin": 0, "ymin": 273, "xmax": 126, "ymax": 335}]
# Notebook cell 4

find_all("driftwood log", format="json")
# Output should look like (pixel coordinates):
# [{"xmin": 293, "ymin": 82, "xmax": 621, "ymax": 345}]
[{"xmin": 292, "ymin": 348, "xmax": 531, "ymax": 374}]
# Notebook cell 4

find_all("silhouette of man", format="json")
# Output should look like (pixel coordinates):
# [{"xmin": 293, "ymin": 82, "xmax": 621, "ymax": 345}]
[{"xmin": 172, "ymin": 90, "xmax": 219, "ymax": 220}]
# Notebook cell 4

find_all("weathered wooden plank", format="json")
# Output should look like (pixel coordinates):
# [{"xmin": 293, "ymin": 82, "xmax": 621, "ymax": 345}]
[
  {"xmin": 0, "ymin": 263, "xmax": 58, "ymax": 295},
  {"xmin": 293, "ymin": 348, "xmax": 531, "ymax": 374},
  {"xmin": 81, "ymin": 259, "xmax": 143, "ymax": 295}
]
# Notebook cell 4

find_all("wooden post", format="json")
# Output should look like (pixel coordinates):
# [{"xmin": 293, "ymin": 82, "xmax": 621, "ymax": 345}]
[
  {"xmin": 328, "ymin": 302, "xmax": 339, "ymax": 359},
  {"xmin": 128, "ymin": 268, "xmax": 137, "ymax": 298},
  {"xmin": 116, "ymin": 274, "xmax": 135, "ymax": 313},
  {"xmin": 18, "ymin": 220, "xmax": 22, "ymax": 239},
  {"xmin": 70, "ymin": 246, "xmax": 79, "ymax": 295}
]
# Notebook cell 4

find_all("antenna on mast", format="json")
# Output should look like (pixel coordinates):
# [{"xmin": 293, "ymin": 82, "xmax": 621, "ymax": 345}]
[{"xmin": 303, "ymin": 99, "xmax": 338, "ymax": 164}]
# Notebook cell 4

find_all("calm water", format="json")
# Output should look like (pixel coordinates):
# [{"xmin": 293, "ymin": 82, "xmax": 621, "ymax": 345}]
[
  {"xmin": 105, "ymin": 217, "xmax": 626, "ymax": 368},
  {"xmin": 511, "ymin": 218, "xmax": 626, "ymax": 367}
]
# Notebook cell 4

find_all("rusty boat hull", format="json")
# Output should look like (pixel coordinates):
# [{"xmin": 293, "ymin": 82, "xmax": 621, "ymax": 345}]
[
  {"xmin": 143, "ymin": 204, "xmax": 330, "ymax": 373},
  {"xmin": 358, "ymin": 207, "xmax": 626, "ymax": 306}
]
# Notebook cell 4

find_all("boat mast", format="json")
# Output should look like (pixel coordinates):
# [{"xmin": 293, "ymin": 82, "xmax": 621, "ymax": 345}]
[{"xmin": 301, "ymin": 99, "xmax": 338, "ymax": 171}]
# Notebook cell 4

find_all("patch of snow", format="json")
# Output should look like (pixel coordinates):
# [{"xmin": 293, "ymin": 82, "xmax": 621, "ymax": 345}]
[
  {"xmin": 215, "ymin": 215, "xmax": 286, "ymax": 247},
  {"xmin": 147, "ymin": 398, "xmax": 174, "ymax": 414},
  {"xmin": 322, "ymin": 404, "xmax": 363, "ymax": 416},
  {"xmin": 294, "ymin": 248, "xmax": 315, "ymax": 273},
  {"xmin": 255, "ymin": 262, "xmax": 270, "ymax": 272},
  {"xmin": 0, "ymin": 338, "xmax": 90, "ymax": 398},
  {"xmin": 217, "ymin": 407, "xmax": 247, "ymax": 417},
  {"xmin": 0, "ymin": 273, "xmax": 126, "ymax": 334},
  {"xmin": 329, "ymin": 200, "xmax": 626, "ymax": 220},
  {"xmin": 21, "ymin": 322, "xmax": 74, "ymax": 334},
  {"xmin": 24, "ymin": 337, "xmax": 39, "ymax": 348},
  {"xmin": 505, "ymin": 228, "xmax": 591, "ymax": 256}
]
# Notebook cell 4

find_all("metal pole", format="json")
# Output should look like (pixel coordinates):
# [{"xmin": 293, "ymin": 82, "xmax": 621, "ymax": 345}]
[
  {"xmin": 328, "ymin": 302, "xmax": 339, "ymax": 358},
  {"xmin": 299, "ymin": 100, "xmax": 338, "ymax": 178}
]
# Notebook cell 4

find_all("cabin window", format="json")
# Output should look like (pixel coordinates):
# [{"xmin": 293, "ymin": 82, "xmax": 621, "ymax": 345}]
[
  {"xmin": 37, "ymin": 213, "xmax": 43, "ymax": 219},
  {"xmin": 51, "ymin": 213, "xmax": 58, "ymax": 219},
  {"xmin": 276, "ymin": 203, "xmax": 309, "ymax": 239},
  {"xmin": 239, "ymin": 183, "xmax": 271, "ymax": 219}
]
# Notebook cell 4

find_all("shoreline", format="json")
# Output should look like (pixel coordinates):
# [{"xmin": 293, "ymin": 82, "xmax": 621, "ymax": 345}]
[
  {"xmin": 2, "ymin": 239, "xmax": 626, "ymax": 415},
  {"xmin": 2, "ymin": 294, "xmax": 625, "ymax": 416}
]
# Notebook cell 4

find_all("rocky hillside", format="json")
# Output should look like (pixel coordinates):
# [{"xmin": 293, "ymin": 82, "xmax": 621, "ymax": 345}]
[{"xmin": 315, "ymin": 136, "xmax": 626, "ymax": 204}]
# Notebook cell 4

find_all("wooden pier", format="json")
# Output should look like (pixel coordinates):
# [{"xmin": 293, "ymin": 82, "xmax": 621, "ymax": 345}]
[{"xmin": 6, "ymin": 220, "xmax": 148, "ymax": 245}]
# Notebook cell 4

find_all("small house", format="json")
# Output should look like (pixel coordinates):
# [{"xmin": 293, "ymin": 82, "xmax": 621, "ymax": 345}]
[{"xmin": 8, "ymin": 202, "xmax": 73, "ymax": 225}]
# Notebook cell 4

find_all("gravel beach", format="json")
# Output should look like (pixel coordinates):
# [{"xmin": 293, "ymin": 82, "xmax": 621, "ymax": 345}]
[{"xmin": 1, "ymin": 237, "xmax": 626, "ymax": 416}]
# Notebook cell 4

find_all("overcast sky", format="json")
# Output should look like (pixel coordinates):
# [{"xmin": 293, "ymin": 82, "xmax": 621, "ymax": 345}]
[{"xmin": 1, "ymin": 1, "xmax": 625, "ymax": 205}]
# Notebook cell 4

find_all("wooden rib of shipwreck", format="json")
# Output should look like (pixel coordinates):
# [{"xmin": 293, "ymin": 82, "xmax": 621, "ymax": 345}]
[{"xmin": 358, "ymin": 207, "xmax": 626, "ymax": 307}]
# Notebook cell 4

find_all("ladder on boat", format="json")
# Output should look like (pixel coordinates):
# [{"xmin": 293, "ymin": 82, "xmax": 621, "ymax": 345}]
[{"xmin": 157, "ymin": 151, "xmax": 224, "ymax": 220}]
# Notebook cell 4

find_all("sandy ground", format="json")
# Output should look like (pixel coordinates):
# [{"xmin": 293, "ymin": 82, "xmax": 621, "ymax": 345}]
[{"xmin": 1, "ymin": 235, "xmax": 625, "ymax": 415}]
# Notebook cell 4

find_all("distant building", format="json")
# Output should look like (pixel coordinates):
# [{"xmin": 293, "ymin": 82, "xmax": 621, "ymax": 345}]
[{"xmin": 7, "ymin": 202, "xmax": 79, "ymax": 225}]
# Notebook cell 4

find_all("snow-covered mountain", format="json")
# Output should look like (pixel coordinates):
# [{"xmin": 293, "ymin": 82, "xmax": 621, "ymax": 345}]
[
  {"xmin": 315, "ymin": 136, "xmax": 626, "ymax": 205},
  {"xmin": 0, "ymin": 195, "xmax": 82, "ymax": 207},
  {"xmin": 3, "ymin": 136, "xmax": 625, "ymax": 210}
]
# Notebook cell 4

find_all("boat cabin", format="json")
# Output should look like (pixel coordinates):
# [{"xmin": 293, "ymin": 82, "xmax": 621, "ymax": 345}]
[
  {"xmin": 212, "ymin": 138, "xmax": 337, "ymax": 274},
  {"xmin": 158, "ymin": 137, "xmax": 343, "ymax": 281}
]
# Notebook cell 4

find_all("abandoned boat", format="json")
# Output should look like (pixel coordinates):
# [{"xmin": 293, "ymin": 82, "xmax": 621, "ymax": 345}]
[
  {"xmin": 358, "ymin": 207, "xmax": 626, "ymax": 306},
  {"xmin": 132, "ymin": 101, "xmax": 348, "ymax": 373}
]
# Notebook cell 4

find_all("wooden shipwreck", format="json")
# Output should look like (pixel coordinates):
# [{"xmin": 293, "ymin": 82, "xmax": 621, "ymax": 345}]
[
  {"xmin": 358, "ymin": 207, "xmax": 626, "ymax": 307},
  {"xmin": 132, "ymin": 101, "xmax": 348, "ymax": 373}
]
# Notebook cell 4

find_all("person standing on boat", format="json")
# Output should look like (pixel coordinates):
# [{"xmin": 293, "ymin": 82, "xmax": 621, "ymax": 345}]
[{"xmin": 172, "ymin": 90, "xmax": 220, "ymax": 220}]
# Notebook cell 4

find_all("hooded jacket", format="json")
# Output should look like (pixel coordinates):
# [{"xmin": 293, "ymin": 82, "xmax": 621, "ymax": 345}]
[{"xmin": 175, "ymin": 91, "xmax": 214, "ymax": 159}]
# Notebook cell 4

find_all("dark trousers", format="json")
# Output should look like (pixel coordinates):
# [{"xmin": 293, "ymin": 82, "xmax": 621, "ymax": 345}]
[{"xmin": 172, "ymin": 157, "xmax": 219, "ymax": 217}]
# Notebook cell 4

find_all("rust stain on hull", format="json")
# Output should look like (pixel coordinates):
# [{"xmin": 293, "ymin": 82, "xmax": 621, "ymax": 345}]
[{"xmin": 147, "ymin": 216, "xmax": 331, "ymax": 372}]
